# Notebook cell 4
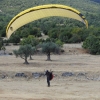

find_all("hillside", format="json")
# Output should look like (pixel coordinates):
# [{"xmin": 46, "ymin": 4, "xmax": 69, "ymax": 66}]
[
  {"xmin": 0, "ymin": 0, "xmax": 100, "ymax": 15},
  {"xmin": 0, "ymin": 0, "xmax": 100, "ymax": 37},
  {"xmin": 91, "ymin": 0, "xmax": 100, "ymax": 3}
]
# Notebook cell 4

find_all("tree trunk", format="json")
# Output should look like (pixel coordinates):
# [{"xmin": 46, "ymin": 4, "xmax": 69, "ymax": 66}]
[
  {"xmin": 29, "ymin": 55, "xmax": 33, "ymax": 60},
  {"xmin": 46, "ymin": 52, "xmax": 51, "ymax": 61},
  {"xmin": 24, "ymin": 57, "xmax": 29, "ymax": 64}
]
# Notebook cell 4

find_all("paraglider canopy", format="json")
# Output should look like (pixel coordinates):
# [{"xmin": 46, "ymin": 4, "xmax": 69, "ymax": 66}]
[{"xmin": 6, "ymin": 4, "xmax": 88, "ymax": 38}]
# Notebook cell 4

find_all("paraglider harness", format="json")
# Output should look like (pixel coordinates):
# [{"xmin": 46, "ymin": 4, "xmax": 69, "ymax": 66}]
[
  {"xmin": 49, "ymin": 72, "xmax": 53, "ymax": 81},
  {"xmin": 45, "ymin": 70, "xmax": 53, "ymax": 81}
]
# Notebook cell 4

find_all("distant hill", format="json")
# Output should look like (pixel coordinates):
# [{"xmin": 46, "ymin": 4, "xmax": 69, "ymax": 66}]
[
  {"xmin": 91, "ymin": 0, "xmax": 100, "ymax": 3},
  {"xmin": 0, "ymin": 0, "xmax": 100, "ymax": 16},
  {"xmin": 0, "ymin": 0, "xmax": 100, "ymax": 37}
]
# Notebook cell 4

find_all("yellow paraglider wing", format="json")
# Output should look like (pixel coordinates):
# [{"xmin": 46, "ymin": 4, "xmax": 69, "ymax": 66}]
[{"xmin": 6, "ymin": 4, "xmax": 88, "ymax": 38}]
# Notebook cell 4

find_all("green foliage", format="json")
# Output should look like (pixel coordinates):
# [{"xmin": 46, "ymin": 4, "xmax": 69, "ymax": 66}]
[
  {"xmin": 9, "ymin": 34, "xmax": 20, "ymax": 44},
  {"xmin": 1, "ymin": 46, "xmax": 6, "ymax": 54},
  {"xmin": 59, "ymin": 32, "xmax": 72, "ymax": 43},
  {"xmin": 20, "ymin": 35, "xmax": 38, "ymax": 60},
  {"xmin": 69, "ymin": 34, "xmax": 81, "ymax": 43},
  {"xmin": 20, "ymin": 35, "xmax": 39, "ymax": 47},
  {"xmin": 13, "ymin": 44, "xmax": 33, "ymax": 58},
  {"xmin": 13, "ymin": 44, "xmax": 35, "ymax": 64},
  {"xmin": 55, "ymin": 39, "xmax": 63, "ymax": 47},
  {"xmin": 20, "ymin": 35, "xmax": 35, "ymax": 45},
  {"xmin": 30, "ymin": 27, "xmax": 41, "ymax": 37},
  {"xmin": 0, "ymin": 0, "xmax": 100, "ymax": 38},
  {"xmin": 48, "ymin": 28, "xmax": 59, "ymax": 39},
  {"xmin": 0, "ymin": 42, "xmax": 2, "ymax": 50},
  {"xmin": 41, "ymin": 41, "xmax": 60, "ymax": 60},
  {"xmin": 79, "ymin": 28, "xmax": 90, "ymax": 41},
  {"xmin": 91, "ymin": 0, "xmax": 100, "ymax": 3},
  {"xmin": 0, "ymin": 0, "xmax": 100, "ymax": 55},
  {"xmin": 82, "ymin": 35, "xmax": 100, "ymax": 54},
  {"xmin": 42, "ymin": 42, "xmax": 59, "ymax": 53},
  {"xmin": 20, "ymin": 29, "xmax": 30, "ymax": 38}
]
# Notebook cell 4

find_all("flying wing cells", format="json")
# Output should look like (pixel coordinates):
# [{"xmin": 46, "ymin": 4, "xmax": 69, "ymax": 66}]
[{"xmin": 6, "ymin": 4, "xmax": 88, "ymax": 38}]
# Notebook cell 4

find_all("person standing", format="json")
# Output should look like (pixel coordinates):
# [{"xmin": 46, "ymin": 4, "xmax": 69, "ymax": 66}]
[{"xmin": 45, "ymin": 70, "xmax": 53, "ymax": 87}]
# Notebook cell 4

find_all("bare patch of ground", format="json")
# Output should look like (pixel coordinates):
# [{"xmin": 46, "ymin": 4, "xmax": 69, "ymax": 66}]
[{"xmin": 0, "ymin": 44, "xmax": 100, "ymax": 100}]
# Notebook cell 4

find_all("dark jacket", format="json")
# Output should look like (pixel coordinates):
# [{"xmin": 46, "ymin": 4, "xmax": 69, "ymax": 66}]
[
  {"xmin": 45, "ymin": 70, "xmax": 50, "ymax": 78},
  {"xmin": 45, "ymin": 70, "xmax": 53, "ymax": 80}
]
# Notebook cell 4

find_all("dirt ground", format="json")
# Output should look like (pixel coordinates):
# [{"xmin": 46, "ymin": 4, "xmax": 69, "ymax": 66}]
[{"xmin": 0, "ymin": 44, "xmax": 100, "ymax": 100}]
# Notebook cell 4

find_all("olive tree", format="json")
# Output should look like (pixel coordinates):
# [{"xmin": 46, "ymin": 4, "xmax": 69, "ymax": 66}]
[
  {"xmin": 1, "ymin": 46, "xmax": 6, "ymax": 54},
  {"xmin": 20, "ymin": 35, "xmax": 39, "ymax": 60},
  {"xmin": 13, "ymin": 44, "xmax": 35, "ymax": 64},
  {"xmin": 41, "ymin": 41, "xmax": 60, "ymax": 61}
]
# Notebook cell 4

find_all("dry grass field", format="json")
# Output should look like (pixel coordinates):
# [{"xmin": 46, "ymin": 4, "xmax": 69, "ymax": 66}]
[{"xmin": 0, "ymin": 44, "xmax": 100, "ymax": 100}]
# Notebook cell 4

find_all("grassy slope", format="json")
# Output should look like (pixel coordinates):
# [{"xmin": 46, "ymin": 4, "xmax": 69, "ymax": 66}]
[{"xmin": 0, "ymin": 0, "xmax": 100, "ymax": 16}]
